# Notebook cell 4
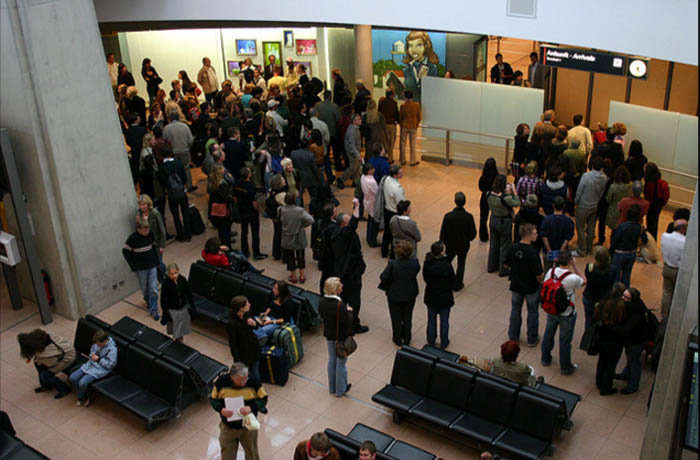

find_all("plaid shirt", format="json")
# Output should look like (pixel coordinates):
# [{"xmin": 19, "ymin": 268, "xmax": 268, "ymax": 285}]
[{"xmin": 516, "ymin": 176, "xmax": 541, "ymax": 203}]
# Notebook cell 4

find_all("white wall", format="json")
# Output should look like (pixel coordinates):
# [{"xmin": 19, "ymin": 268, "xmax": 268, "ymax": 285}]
[
  {"xmin": 121, "ymin": 27, "xmax": 322, "ymax": 100},
  {"xmin": 220, "ymin": 27, "xmax": 322, "ymax": 81},
  {"xmin": 122, "ymin": 28, "xmax": 223, "ymax": 102},
  {"xmin": 93, "ymin": 0, "xmax": 698, "ymax": 66}
]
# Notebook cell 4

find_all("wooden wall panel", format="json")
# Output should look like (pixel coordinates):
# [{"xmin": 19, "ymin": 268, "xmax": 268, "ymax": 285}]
[
  {"xmin": 590, "ymin": 73, "xmax": 627, "ymax": 127},
  {"xmin": 554, "ymin": 68, "xmax": 589, "ymax": 127},
  {"xmin": 630, "ymin": 59, "xmax": 668, "ymax": 110},
  {"xmin": 668, "ymin": 63, "xmax": 698, "ymax": 115}
]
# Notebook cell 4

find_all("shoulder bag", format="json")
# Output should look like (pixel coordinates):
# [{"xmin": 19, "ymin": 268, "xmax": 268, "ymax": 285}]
[
  {"xmin": 335, "ymin": 301, "xmax": 357, "ymax": 358},
  {"xmin": 579, "ymin": 320, "xmax": 601, "ymax": 355}
]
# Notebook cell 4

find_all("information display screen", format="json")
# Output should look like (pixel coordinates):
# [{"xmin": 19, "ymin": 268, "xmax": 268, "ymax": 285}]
[{"xmin": 539, "ymin": 45, "xmax": 649, "ymax": 79}]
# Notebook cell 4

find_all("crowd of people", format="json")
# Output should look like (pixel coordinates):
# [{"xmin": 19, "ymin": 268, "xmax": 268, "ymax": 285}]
[{"xmin": 16, "ymin": 54, "xmax": 688, "ymax": 459}]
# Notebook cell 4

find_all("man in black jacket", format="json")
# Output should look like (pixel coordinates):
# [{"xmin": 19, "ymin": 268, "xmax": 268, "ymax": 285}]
[
  {"xmin": 590, "ymin": 128, "xmax": 624, "ymax": 244},
  {"xmin": 160, "ymin": 146, "xmax": 191, "ymax": 242},
  {"xmin": 122, "ymin": 220, "xmax": 161, "ymax": 320},
  {"xmin": 210, "ymin": 362, "xmax": 267, "ymax": 460},
  {"xmin": 332, "ymin": 199, "xmax": 369, "ymax": 333},
  {"xmin": 439, "ymin": 192, "xmax": 477, "ymax": 291}
]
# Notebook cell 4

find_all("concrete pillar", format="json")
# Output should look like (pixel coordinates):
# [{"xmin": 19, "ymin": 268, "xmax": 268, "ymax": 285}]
[
  {"xmin": 641, "ymin": 185, "xmax": 699, "ymax": 459},
  {"xmin": 354, "ymin": 25, "xmax": 373, "ymax": 99},
  {"xmin": 0, "ymin": 0, "xmax": 138, "ymax": 319}
]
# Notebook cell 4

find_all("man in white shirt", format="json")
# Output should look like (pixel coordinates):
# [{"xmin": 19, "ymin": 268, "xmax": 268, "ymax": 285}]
[
  {"xmin": 660, "ymin": 219, "xmax": 687, "ymax": 319},
  {"xmin": 381, "ymin": 165, "xmax": 405, "ymax": 258},
  {"xmin": 106, "ymin": 53, "xmax": 119, "ymax": 100},
  {"xmin": 266, "ymin": 100, "xmax": 287, "ymax": 137},
  {"xmin": 541, "ymin": 250, "xmax": 585, "ymax": 375},
  {"xmin": 309, "ymin": 108, "xmax": 330, "ymax": 149},
  {"xmin": 197, "ymin": 57, "xmax": 219, "ymax": 105},
  {"xmin": 567, "ymin": 114, "xmax": 594, "ymax": 155}
]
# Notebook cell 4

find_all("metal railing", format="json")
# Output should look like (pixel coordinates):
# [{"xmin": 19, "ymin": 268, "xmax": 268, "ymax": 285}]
[
  {"xmin": 658, "ymin": 167, "xmax": 697, "ymax": 181},
  {"xmin": 419, "ymin": 124, "xmax": 512, "ymax": 167}
]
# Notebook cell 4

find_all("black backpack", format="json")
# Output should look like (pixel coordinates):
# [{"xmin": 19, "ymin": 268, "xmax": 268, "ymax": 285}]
[{"xmin": 167, "ymin": 171, "xmax": 186, "ymax": 201}]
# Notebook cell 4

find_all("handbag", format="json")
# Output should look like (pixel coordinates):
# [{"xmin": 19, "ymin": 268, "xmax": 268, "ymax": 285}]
[
  {"xmin": 242, "ymin": 413, "xmax": 260, "ymax": 431},
  {"xmin": 210, "ymin": 202, "xmax": 229, "ymax": 218},
  {"xmin": 580, "ymin": 321, "xmax": 601, "ymax": 355},
  {"xmin": 334, "ymin": 301, "xmax": 357, "ymax": 358}
]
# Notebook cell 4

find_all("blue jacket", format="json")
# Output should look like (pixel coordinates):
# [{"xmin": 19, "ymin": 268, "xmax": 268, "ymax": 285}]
[
  {"xmin": 80, "ymin": 337, "xmax": 118, "ymax": 378},
  {"xmin": 370, "ymin": 156, "xmax": 390, "ymax": 184}
]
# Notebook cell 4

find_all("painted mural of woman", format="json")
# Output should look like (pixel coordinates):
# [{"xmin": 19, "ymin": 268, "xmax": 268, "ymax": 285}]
[{"xmin": 402, "ymin": 31, "xmax": 439, "ymax": 100}]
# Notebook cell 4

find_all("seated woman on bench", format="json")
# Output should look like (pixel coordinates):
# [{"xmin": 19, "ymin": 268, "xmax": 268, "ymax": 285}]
[
  {"xmin": 253, "ymin": 280, "xmax": 295, "ymax": 339},
  {"xmin": 69, "ymin": 330, "xmax": 117, "ymax": 406},
  {"xmin": 201, "ymin": 237, "xmax": 263, "ymax": 274},
  {"xmin": 460, "ymin": 340, "xmax": 535, "ymax": 387}
]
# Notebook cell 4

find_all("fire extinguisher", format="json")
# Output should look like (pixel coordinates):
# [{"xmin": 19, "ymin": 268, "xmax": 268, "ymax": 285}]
[{"xmin": 41, "ymin": 269, "xmax": 54, "ymax": 305}]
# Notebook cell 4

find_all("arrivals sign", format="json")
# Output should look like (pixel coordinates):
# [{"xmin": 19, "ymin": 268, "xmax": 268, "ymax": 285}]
[{"xmin": 539, "ymin": 45, "xmax": 648, "ymax": 79}]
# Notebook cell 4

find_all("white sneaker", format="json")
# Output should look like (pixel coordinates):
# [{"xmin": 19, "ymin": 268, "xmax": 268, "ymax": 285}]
[
  {"xmin": 571, "ymin": 250, "xmax": 583, "ymax": 257},
  {"xmin": 76, "ymin": 400, "xmax": 83, "ymax": 407}
]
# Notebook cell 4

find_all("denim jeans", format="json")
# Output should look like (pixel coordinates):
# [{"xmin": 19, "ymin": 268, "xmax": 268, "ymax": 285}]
[
  {"xmin": 541, "ymin": 311, "xmax": 577, "ymax": 373},
  {"xmin": 253, "ymin": 323, "xmax": 279, "ymax": 340},
  {"xmin": 137, "ymin": 267, "xmax": 159, "ymax": 316},
  {"xmin": 509, "ymin": 291, "xmax": 540, "ymax": 344},
  {"xmin": 326, "ymin": 340, "xmax": 348, "ymax": 396},
  {"xmin": 612, "ymin": 251, "xmax": 636, "ymax": 288},
  {"xmin": 426, "ymin": 306, "xmax": 451, "ymax": 348},
  {"xmin": 69, "ymin": 368, "xmax": 98, "ymax": 401},
  {"xmin": 619, "ymin": 342, "xmax": 644, "ymax": 392}
]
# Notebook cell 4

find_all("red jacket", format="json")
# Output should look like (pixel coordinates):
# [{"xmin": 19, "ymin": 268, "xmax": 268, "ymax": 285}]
[{"xmin": 202, "ymin": 250, "xmax": 229, "ymax": 268}]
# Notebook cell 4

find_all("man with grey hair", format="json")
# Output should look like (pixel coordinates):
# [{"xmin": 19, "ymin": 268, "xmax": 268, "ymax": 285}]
[
  {"xmin": 660, "ymin": 219, "xmax": 687, "ymax": 319},
  {"xmin": 336, "ymin": 113, "xmax": 362, "ymax": 189},
  {"xmin": 617, "ymin": 181, "xmax": 649, "ymax": 226},
  {"xmin": 163, "ymin": 108, "xmax": 195, "ymax": 191},
  {"xmin": 332, "ymin": 199, "xmax": 369, "ymax": 333},
  {"xmin": 197, "ymin": 56, "xmax": 219, "ymax": 105},
  {"xmin": 210, "ymin": 362, "xmax": 267, "ymax": 460}
]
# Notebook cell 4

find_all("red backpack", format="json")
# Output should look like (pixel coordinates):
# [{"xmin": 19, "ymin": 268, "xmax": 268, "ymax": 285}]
[{"xmin": 540, "ymin": 269, "xmax": 573, "ymax": 315}]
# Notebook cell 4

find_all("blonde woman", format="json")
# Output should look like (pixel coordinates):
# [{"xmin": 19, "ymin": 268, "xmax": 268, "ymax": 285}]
[
  {"xmin": 319, "ymin": 277, "xmax": 354, "ymax": 397},
  {"xmin": 160, "ymin": 263, "xmax": 193, "ymax": 342},
  {"xmin": 136, "ymin": 194, "xmax": 166, "ymax": 278},
  {"xmin": 139, "ymin": 132, "xmax": 157, "ymax": 199}
]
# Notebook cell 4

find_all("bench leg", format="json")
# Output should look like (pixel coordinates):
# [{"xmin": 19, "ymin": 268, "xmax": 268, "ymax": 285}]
[{"xmin": 392, "ymin": 411, "xmax": 404, "ymax": 424}]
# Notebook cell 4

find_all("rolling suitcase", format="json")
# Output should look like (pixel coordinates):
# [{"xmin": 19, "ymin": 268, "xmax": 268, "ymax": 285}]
[
  {"xmin": 271, "ymin": 323, "xmax": 303, "ymax": 367},
  {"xmin": 188, "ymin": 204, "xmax": 205, "ymax": 235},
  {"xmin": 259, "ymin": 345, "xmax": 289, "ymax": 386}
]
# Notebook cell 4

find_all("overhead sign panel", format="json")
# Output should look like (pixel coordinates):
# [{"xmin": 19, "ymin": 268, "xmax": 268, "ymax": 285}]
[{"xmin": 539, "ymin": 45, "xmax": 648, "ymax": 79}]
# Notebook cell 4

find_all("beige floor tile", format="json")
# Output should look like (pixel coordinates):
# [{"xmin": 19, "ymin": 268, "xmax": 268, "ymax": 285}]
[{"xmin": 1, "ymin": 160, "xmax": 673, "ymax": 459}]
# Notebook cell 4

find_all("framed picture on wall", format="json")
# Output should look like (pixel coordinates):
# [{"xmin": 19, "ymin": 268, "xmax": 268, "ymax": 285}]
[
  {"xmin": 227, "ymin": 60, "xmax": 241, "ymax": 77},
  {"xmin": 294, "ymin": 61, "xmax": 312, "ymax": 76},
  {"xmin": 262, "ymin": 42, "xmax": 282, "ymax": 67},
  {"xmin": 236, "ymin": 39, "xmax": 257, "ymax": 56},
  {"xmin": 295, "ymin": 39, "xmax": 317, "ymax": 56},
  {"xmin": 283, "ymin": 30, "xmax": 294, "ymax": 48}
]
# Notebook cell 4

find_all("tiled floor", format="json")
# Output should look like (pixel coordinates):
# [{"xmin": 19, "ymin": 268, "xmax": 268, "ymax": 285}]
[{"xmin": 1, "ymin": 158, "xmax": 675, "ymax": 459}]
